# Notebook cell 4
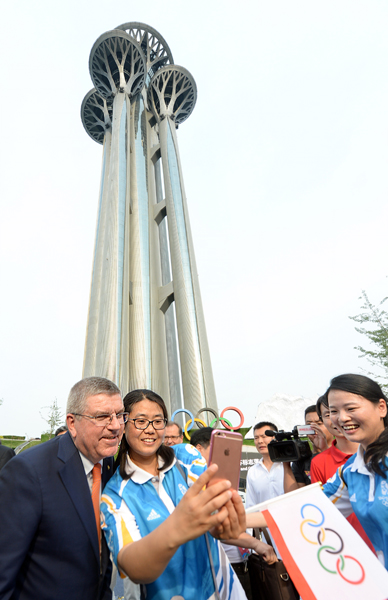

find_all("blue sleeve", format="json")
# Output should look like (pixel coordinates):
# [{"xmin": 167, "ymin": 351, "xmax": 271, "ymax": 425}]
[
  {"xmin": 101, "ymin": 491, "xmax": 121, "ymax": 569},
  {"xmin": 173, "ymin": 443, "xmax": 207, "ymax": 485},
  {"xmin": 322, "ymin": 465, "xmax": 353, "ymax": 518}
]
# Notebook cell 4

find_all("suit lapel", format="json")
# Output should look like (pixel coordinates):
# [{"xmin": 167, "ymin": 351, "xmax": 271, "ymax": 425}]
[
  {"xmin": 58, "ymin": 434, "xmax": 100, "ymax": 563},
  {"xmin": 102, "ymin": 456, "xmax": 114, "ymax": 489}
]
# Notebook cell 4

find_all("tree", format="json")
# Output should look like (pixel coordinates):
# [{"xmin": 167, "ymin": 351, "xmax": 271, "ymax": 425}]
[
  {"xmin": 349, "ymin": 290, "xmax": 388, "ymax": 390},
  {"xmin": 40, "ymin": 399, "xmax": 64, "ymax": 439}
]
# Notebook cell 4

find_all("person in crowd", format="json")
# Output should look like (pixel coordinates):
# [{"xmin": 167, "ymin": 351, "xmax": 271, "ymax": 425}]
[
  {"xmin": 291, "ymin": 404, "xmax": 334, "ymax": 486},
  {"xmin": 246, "ymin": 421, "xmax": 284, "ymax": 507},
  {"xmin": 190, "ymin": 426, "xmax": 213, "ymax": 463},
  {"xmin": 322, "ymin": 373, "xmax": 388, "ymax": 568},
  {"xmin": 0, "ymin": 376, "xmax": 124, "ymax": 600},
  {"xmin": 0, "ymin": 439, "xmax": 15, "ymax": 470},
  {"xmin": 190, "ymin": 427, "xmax": 277, "ymax": 600},
  {"xmin": 310, "ymin": 390, "xmax": 376, "ymax": 553},
  {"xmin": 245, "ymin": 421, "xmax": 285, "ymax": 558},
  {"xmin": 100, "ymin": 389, "xmax": 247, "ymax": 600},
  {"xmin": 55, "ymin": 424, "xmax": 68, "ymax": 436},
  {"xmin": 164, "ymin": 420, "xmax": 183, "ymax": 446}
]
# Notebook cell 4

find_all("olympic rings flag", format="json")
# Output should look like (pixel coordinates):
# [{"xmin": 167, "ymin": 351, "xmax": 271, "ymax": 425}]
[{"xmin": 246, "ymin": 483, "xmax": 388, "ymax": 600}]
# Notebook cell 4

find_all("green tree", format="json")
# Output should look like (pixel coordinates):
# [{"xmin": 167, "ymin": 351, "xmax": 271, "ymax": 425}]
[
  {"xmin": 349, "ymin": 290, "xmax": 388, "ymax": 390},
  {"xmin": 40, "ymin": 399, "xmax": 64, "ymax": 439}
]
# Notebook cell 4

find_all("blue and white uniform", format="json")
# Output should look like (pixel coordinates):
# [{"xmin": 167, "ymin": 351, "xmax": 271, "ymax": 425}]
[
  {"xmin": 322, "ymin": 444, "xmax": 388, "ymax": 568},
  {"xmin": 101, "ymin": 443, "xmax": 246, "ymax": 600}
]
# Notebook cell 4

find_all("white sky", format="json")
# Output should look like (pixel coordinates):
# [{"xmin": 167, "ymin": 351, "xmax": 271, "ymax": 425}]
[{"xmin": 1, "ymin": 0, "xmax": 387, "ymax": 437}]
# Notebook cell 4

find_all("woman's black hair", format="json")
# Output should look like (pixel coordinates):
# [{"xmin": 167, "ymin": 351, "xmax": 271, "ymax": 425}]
[
  {"xmin": 316, "ymin": 393, "xmax": 329, "ymax": 419},
  {"xmin": 115, "ymin": 389, "xmax": 174, "ymax": 479},
  {"xmin": 327, "ymin": 374, "xmax": 388, "ymax": 478}
]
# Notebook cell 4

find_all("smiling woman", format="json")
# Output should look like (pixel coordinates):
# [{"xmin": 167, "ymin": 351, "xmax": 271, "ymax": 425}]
[
  {"xmin": 100, "ymin": 389, "xmax": 247, "ymax": 600},
  {"xmin": 322, "ymin": 374, "xmax": 388, "ymax": 569},
  {"xmin": 328, "ymin": 374, "xmax": 388, "ymax": 467}
]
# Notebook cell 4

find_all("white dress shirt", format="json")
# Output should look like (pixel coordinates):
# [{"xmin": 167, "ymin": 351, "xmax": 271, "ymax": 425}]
[
  {"xmin": 245, "ymin": 458, "xmax": 284, "ymax": 509},
  {"xmin": 78, "ymin": 451, "xmax": 103, "ymax": 495},
  {"xmin": 245, "ymin": 459, "xmax": 284, "ymax": 558}
]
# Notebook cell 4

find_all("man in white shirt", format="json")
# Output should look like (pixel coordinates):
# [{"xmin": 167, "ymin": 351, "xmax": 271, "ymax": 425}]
[
  {"xmin": 245, "ymin": 421, "xmax": 284, "ymax": 509},
  {"xmin": 245, "ymin": 421, "xmax": 285, "ymax": 557}
]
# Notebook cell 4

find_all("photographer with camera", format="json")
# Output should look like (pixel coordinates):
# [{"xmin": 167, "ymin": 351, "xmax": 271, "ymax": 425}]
[
  {"xmin": 286, "ymin": 403, "xmax": 334, "ymax": 489},
  {"xmin": 253, "ymin": 400, "xmax": 333, "ymax": 493}
]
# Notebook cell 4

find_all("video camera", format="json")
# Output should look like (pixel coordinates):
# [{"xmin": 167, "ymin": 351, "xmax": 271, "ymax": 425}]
[{"xmin": 265, "ymin": 426, "xmax": 313, "ymax": 463}]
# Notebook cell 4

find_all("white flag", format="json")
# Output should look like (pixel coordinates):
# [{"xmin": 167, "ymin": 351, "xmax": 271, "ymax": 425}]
[{"xmin": 246, "ymin": 483, "xmax": 388, "ymax": 600}]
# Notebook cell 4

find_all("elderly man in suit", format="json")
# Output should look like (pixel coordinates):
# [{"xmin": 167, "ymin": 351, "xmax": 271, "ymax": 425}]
[{"xmin": 0, "ymin": 376, "xmax": 126, "ymax": 600}]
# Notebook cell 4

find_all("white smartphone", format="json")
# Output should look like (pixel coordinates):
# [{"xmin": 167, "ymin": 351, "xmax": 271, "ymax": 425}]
[{"xmin": 297, "ymin": 424, "xmax": 315, "ymax": 436}]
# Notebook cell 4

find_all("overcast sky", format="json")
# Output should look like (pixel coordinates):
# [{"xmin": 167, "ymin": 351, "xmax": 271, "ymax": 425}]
[{"xmin": 1, "ymin": 0, "xmax": 387, "ymax": 437}]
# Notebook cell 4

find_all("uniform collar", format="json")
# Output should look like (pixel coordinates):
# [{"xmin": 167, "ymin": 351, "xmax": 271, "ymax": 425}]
[
  {"xmin": 350, "ymin": 444, "xmax": 371, "ymax": 475},
  {"xmin": 125, "ymin": 454, "xmax": 176, "ymax": 484}
]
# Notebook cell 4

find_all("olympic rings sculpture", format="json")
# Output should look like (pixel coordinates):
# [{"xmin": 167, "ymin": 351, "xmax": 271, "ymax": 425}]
[
  {"xmin": 300, "ymin": 503, "xmax": 365, "ymax": 585},
  {"xmin": 184, "ymin": 418, "xmax": 207, "ymax": 441},
  {"xmin": 170, "ymin": 406, "xmax": 245, "ymax": 440}
]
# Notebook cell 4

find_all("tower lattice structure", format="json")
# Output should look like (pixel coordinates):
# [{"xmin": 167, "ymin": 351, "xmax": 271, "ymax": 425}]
[{"xmin": 81, "ymin": 23, "xmax": 217, "ymax": 417}]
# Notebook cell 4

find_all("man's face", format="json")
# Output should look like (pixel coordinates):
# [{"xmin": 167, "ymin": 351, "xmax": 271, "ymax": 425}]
[
  {"xmin": 164, "ymin": 424, "xmax": 183, "ymax": 446},
  {"xmin": 195, "ymin": 443, "xmax": 210, "ymax": 464},
  {"xmin": 67, "ymin": 393, "xmax": 124, "ymax": 464},
  {"xmin": 253, "ymin": 426, "xmax": 273, "ymax": 457}
]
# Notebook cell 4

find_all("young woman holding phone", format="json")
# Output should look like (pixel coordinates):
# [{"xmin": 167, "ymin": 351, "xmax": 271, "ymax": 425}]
[{"xmin": 100, "ymin": 389, "xmax": 247, "ymax": 600}]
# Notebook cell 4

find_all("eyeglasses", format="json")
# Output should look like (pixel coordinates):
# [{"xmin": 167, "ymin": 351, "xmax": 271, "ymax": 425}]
[
  {"xmin": 127, "ymin": 418, "xmax": 167, "ymax": 430},
  {"xmin": 165, "ymin": 435, "xmax": 181, "ymax": 441},
  {"xmin": 72, "ymin": 412, "xmax": 129, "ymax": 427}
]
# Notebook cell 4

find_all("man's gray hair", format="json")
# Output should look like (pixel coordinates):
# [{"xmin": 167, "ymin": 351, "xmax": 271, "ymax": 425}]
[
  {"xmin": 67, "ymin": 377, "xmax": 121, "ymax": 414},
  {"xmin": 166, "ymin": 420, "xmax": 183, "ymax": 436}
]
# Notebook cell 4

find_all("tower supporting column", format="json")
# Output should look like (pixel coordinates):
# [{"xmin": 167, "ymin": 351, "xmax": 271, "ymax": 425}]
[{"xmin": 81, "ymin": 23, "xmax": 217, "ymax": 416}]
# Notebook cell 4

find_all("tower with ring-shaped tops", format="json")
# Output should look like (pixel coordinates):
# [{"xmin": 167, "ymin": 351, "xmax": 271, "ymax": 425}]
[{"xmin": 81, "ymin": 23, "xmax": 217, "ymax": 417}]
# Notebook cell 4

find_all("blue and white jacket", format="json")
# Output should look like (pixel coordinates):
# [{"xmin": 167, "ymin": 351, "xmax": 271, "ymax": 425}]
[{"xmin": 323, "ymin": 444, "xmax": 388, "ymax": 568}]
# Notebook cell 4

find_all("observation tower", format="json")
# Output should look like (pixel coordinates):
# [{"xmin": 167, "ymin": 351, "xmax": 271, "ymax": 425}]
[{"xmin": 81, "ymin": 23, "xmax": 217, "ymax": 417}]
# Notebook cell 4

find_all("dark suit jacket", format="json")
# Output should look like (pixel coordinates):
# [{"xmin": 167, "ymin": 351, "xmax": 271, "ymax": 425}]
[
  {"xmin": 0, "ymin": 443, "xmax": 15, "ymax": 471},
  {"xmin": 0, "ymin": 432, "xmax": 113, "ymax": 600}
]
